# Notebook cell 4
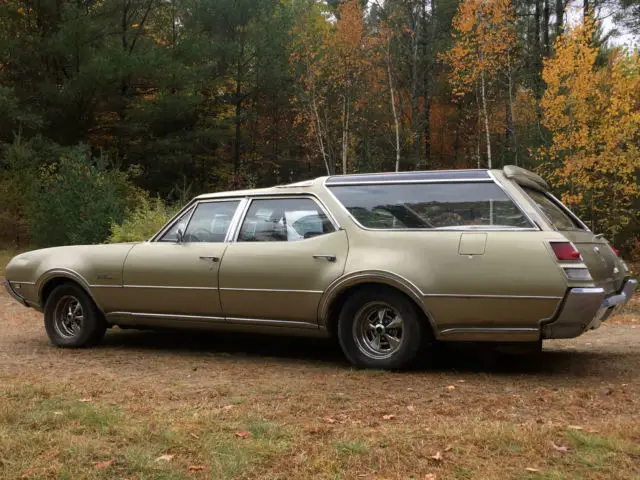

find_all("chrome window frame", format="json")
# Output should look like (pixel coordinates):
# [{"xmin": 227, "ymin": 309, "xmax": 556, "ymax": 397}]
[
  {"xmin": 151, "ymin": 198, "xmax": 245, "ymax": 243},
  {"xmin": 231, "ymin": 194, "xmax": 341, "ymax": 243},
  {"xmin": 323, "ymin": 176, "xmax": 539, "ymax": 232}
]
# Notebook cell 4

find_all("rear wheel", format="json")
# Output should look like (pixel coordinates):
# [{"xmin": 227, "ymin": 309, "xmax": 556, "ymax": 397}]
[
  {"xmin": 44, "ymin": 283, "xmax": 106, "ymax": 348},
  {"xmin": 337, "ymin": 287, "xmax": 428, "ymax": 369}
]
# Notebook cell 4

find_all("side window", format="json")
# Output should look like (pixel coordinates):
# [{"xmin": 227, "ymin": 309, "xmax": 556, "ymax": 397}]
[
  {"xmin": 183, "ymin": 201, "xmax": 241, "ymax": 242},
  {"xmin": 158, "ymin": 206, "xmax": 195, "ymax": 242},
  {"xmin": 238, "ymin": 198, "xmax": 336, "ymax": 242},
  {"xmin": 328, "ymin": 183, "xmax": 533, "ymax": 229}
]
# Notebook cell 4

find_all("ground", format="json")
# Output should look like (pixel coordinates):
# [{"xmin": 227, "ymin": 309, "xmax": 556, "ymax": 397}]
[{"xmin": 1, "ymin": 253, "xmax": 639, "ymax": 479}]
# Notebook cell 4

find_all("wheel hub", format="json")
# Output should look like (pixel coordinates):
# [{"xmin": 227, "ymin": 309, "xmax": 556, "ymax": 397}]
[{"xmin": 352, "ymin": 302, "xmax": 405, "ymax": 360}]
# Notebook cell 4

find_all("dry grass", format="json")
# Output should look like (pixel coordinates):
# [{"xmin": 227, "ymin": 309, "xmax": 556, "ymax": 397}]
[{"xmin": 1, "ymin": 253, "xmax": 640, "ymax": 479}]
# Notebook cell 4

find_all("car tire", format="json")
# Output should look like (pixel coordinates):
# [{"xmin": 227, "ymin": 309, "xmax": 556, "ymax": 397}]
[
  {"xmin": 44, "ymin": 283, "xmax": 106, "ymax": 348},
  {"xmin": 337, "ymin": 286, "xmax": 428, "ymax": 369}
]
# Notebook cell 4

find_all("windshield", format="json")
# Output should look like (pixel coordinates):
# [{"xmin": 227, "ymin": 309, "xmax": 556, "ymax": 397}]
[{"xmin": 521, "ymin": 188, "xmax": 585, "ymax": 231}]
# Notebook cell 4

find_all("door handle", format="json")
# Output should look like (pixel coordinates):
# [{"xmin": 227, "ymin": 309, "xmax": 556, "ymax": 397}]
[
  {"xmin": 313, "ymin": 254, "xmax": 337, "ymax": 262},
  {"xmin": 199, "ymin": 256, "xmax": 220, "ymax": 263}
]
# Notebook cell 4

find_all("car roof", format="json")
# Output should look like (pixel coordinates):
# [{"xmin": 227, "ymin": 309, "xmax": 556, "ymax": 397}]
[{"xmin": 193, "ymin": 168, "xmax": 495, "ymax": 200}]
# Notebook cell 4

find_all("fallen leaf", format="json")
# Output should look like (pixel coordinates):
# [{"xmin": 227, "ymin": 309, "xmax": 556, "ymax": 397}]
[
  {"xmin": 79, "ymin": 398, "xmax": 92, "ymax": 403},
  {"xmin": 382, "ymin": 414, "xmax": 395, "ymax": 420},
  {"xmin": 551, "ymin": 442, "xmax": 569, "ymax": 453},
  {"xmin": 444, "ymin": 445, "xmax": 453, "ymax": 452},
  {"xmin": 525, "ymin": 467, "xmax": 541, "ymax": 473},
  {"xmin": 234, "ymin": 430, "xmax": 251, "ymax": 439},
  {"xmin": 446, "ymin": 385, "xmax": 456, "ymax": 391},
  {"xmin": 407, "ymin": 405, "xmax": 416, "ymax": 412},
  {"xmin": 567, "ymin": 425, "xmax": 584, "ymax": 431},
  {"xmin": 155, "ymin": 454, "xmax": 175, "ymax": 462},
  {"xmin": 189, "ymin": 465, "xmax": 204, "ymax": 471},
  {"xmin": 222, "ymin": 405, "xmax": 234, "ymax": 411},
  {"xmin": 305, "ymin": 425, "xmax": 320, "ymax": 434},
  {"xmin": 95, "ymin": 458, "xmax": 116, "ymax": 469},
  {"xmin": 53, "ymin": 411, "xmax": 63, "ymax": 416},
  {"xmin": 323, "ymin": 417, "xmax": 337, "ymax": 424},
  {"xmin": 190, "ymin": 432, "xmax": 200, "ymax": 440},
  {"xmin": 429, "ymin": 451, "xmax": 443, "ymax": 462},
  {"xmin": 424, "ymin": 474, "xmax": 437, "ymax": 480}
]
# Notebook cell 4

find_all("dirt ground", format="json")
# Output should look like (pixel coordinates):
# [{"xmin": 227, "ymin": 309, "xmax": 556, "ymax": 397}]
[{"xmin": 1, "ymin": 279, "xmax": 639, "ymax": 480}]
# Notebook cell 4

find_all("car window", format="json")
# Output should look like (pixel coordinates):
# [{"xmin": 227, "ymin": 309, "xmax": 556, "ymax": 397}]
[
  {"xmin": 329, "ymin": 182, "xmax": 533, "ymax": 229},
  {"xmin": 521, "ymin": 187, "xmax": 584, "ymax": 231},
  {"xmin": 238, "ymin": 198, "xmax": 336, "ymax": 242},
  {"xmin": 182, "ymin": 201, "xmax": 241, "ymax": 242},
  {"xmin": 158, "ymin": 206, "xmax": 195, "ymax": 242}
]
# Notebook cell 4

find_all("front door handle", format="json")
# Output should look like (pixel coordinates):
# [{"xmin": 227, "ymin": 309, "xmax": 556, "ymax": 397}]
[
  {"xmin": 313, "ymin": 254, "xmax": 337, "ymax": 262},
  {"xmin": 199, "ymin": 256, "xmax": 220, "ymax": 263}
]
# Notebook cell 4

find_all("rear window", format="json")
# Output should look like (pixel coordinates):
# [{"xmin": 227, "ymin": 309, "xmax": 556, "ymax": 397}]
[
  {"xmin": 522, "ymin": 188, "xmax": 585, "ymax": 231},
  {"xmin": 328, "ymin": 183, "xmax": 533, "ymax": 230}
]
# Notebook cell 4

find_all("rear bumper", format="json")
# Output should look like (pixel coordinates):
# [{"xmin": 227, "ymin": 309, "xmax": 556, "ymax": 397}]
[
  {"xmin": 2, "ymin": 279, "xmax": 28, "ymax": 307},
  {"xmin": 543, "ymin": 278, "xmax": 638, "ymax": 339}
]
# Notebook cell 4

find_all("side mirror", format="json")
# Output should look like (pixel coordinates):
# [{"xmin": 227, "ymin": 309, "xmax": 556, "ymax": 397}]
[{"xmin": 176, "ymin": 228, "xmax": 184, "ymax": 244}]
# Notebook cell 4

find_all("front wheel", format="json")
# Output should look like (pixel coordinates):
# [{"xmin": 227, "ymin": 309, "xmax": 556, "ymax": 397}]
[
  {"xmin": 337, "ymin": 287, "xmax": 428, "ymax": 369},
  {"xmin": 44, "ymin": 283, "xmax": 106, "ymax": 348}
]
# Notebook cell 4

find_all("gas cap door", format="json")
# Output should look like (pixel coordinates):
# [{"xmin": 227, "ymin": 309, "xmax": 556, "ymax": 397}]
[{"xmin": 458, "ymin": 233, "xmax": 487, "ymax": 256}]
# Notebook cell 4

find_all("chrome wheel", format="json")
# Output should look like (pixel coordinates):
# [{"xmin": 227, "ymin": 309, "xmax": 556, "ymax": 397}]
[
  {"xmin": 352, "ymin": 302, "xmax": 404, "ymax": 360},
  {"xmin": 53, "ymin": 295, "xmax": 84, "ymax": 339}
]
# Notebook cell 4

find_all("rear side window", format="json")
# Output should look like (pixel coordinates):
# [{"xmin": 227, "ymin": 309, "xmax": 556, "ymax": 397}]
[
  {"xmin": 328, "ymin": 183, "xmax": 533, "ymax": 229},
  {"xmin": 522, "ymin": 188, "xmax": 585, "ymax": 231}
]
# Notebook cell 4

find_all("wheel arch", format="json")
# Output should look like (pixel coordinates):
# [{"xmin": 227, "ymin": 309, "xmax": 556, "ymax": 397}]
[
  {"xmin": 319, "ymin": 271, "xmax": 437, "ymax": 337},
  {"xmin": 38, "ymin": 269, "xmax": 103, "ymax": 312}
]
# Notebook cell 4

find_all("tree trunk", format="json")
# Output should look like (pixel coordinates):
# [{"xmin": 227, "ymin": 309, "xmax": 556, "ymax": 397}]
[
  {"xmin": 387, "ymin": 48, "xmax": 401, "ymax": 172},
  {"xmin": 543, "ymin": 0, "xmax": 550, "ymax": 55},
  {"xmin": 556, "ymin": 0, "xmax": 564, "ymax": 37},
  {"xmin": 480, "ymin": 70, "xmax": 492, "ymax": 169},
  {"xmin": 506, "ymin": 52, "xmax": 518, "ymax": 165},
  {"xmin": 534, "ymin": 0, "xmax": 542, "ymax": 98},
  {"xmin": 583, "ymin": 0, "xmax": 589, "ymax": 21},
  {"xmin": 411, "ymin": 5, "xmax": 421, "ymax": 166},
  {"xmin": 341, "ymin": 83, "xmax": 350, "ymax": 175}
]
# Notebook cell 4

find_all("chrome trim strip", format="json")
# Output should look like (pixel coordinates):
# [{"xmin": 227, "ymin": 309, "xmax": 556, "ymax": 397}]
[
  {"xmin": 226, "ymin": 316, "xmax": 318, "ymax": 329},
  {"xmin": 107, "ymin": 312, "xmax": 225, "ymax": 322},
  {"xmin": 570, "ymin": 287, "xmax": 605, "ymax": 294},
  {"xmin": 323, "ymin": 176, "xmax": 539, "ymax": 232},
  {"xmin": 90, "ymin": 284, "xmax": 123, "ymax": 288},
  {"xmin": 326, "ymin": 168, "xmax": 488, "ymax": 180},
  {"xmin": 219, "ymin": 287, "xmax": 323, "ymax": 294},
  {"xmin": 123, "ymin": 285, "xmax": 217, "ymax": 290},
  {"xmin": 440, "ymin": 327, "xmax": 539, "ymax": 336},
  {"xmin": 9, "ymin": 281, "xmax": 36, "ymax": 285},
  {"xmin": 231, "ymin": 194, "xmax": 341, "ymax": 242},
  {"xmin": 422, "ymin": 293, "xmax": 562, "ymax": 300},
  {"xmin": 325, "ymin": 178, "xmax": 494, "ymax": 186}
]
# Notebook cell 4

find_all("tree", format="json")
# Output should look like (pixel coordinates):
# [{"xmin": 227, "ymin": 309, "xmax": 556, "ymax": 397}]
[
  {"xmin": 538, "ymin": 17, "xmax": 640, "ymax": 240},
  {"xmin": 443, "ymin": 0, "xmax": 517, "ymax": 168}
]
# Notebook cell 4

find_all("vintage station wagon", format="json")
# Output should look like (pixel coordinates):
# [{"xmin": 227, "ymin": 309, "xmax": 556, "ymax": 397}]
[{"xmin": 3, "ymin": 166, "xmax": 637, "ymax": 368}]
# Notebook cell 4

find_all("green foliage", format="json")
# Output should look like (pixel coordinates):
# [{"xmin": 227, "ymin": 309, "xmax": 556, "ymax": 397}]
[
  {"xmin": 27, "ymin": 145, "xmax": 137, "ymax": 247},
  {"xmin": 109, "ymin": 197, "xmax": 178, "ymax": 243}
]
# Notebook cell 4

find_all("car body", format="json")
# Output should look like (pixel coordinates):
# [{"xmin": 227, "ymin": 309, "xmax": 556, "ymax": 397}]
[{"xmin": 4, "ymin": 165, "xmax": 637, "ymax": 368}]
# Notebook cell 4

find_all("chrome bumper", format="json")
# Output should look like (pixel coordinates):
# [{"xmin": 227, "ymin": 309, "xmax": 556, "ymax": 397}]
[
  {"xmin": 543, "ymin": 278, "xmax": 638, "ymax": 339},
  {"xmin": 2, "ymin": 279, "xmax": 28, "ymax": 307}
]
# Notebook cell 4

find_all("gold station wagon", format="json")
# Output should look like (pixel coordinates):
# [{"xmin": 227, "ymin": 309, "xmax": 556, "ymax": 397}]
[{"xmin": 4, "ymin": 166, "xmax": 637, "ymax": 368}]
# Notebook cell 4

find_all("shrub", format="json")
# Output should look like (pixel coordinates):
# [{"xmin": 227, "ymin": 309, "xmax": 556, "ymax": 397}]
[
  {"xmin": 108, "ymin": 196, "xmax": 178, "ymax": 243},
  {"xmin": 27, "ymin": 145, "xmax": 138, "ymax": 247}
]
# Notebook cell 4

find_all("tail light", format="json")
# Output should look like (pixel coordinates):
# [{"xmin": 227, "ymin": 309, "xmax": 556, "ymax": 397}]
[
  {"xmin": 550, "ymin": 242, "xmax": 582, "ymax": 261},
  {"xmin": 610, "ymin": 245, "xmax": 620, "ymax": 256}
]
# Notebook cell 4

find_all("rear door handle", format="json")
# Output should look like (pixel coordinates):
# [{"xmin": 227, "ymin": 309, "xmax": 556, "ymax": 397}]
[
  {"xmin": 199, "ymin": 256, "xmax": 220, "ymax": 263},
  {"xmin": 313, "ymin": 254, "xmax": 337, "ymax": 262}
]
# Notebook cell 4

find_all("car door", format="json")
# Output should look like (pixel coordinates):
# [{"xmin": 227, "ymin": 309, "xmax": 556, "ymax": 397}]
[
  {"xmin": 219, "ymin": 196, "xmax": 348, "ymax": 326},
  {"xmin": 119, "ymin": 199, "xmax": 242, "ymax": 317}
]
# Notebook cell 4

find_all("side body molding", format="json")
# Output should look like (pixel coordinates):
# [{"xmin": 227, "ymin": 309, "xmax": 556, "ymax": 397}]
[{"xmin": 317, "ymin": 270, "xmax": 437, "ymax": 332}]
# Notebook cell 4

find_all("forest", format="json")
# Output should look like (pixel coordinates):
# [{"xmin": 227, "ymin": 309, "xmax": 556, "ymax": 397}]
[{"xmin": 0, "ymin": 0, "xmax": 638, "ymax": 254}]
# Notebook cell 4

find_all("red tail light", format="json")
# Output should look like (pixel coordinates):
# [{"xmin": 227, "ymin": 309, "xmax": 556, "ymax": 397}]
[
  {"xmin": 550, "ymin": 242, "xmax": 582, "ymax": 261},
  {"xmin": 610, "ymin": 245, "xmax": 620, "ymax": 256}
]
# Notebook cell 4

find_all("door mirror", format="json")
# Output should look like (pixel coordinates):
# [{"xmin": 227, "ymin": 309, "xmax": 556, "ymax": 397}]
[{"xmin": 176, "ymin": 228, "xmax": 184, "ymax": 244}]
